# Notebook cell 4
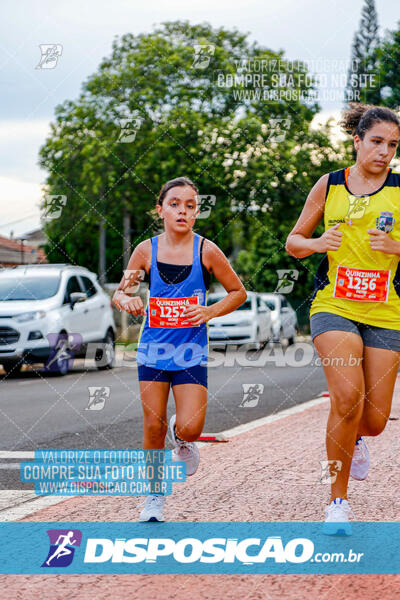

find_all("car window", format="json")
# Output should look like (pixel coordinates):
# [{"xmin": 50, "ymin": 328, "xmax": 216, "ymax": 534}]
[
  {"xmin": 256, "ymin": 297, "xmax": 266, "ymax": 310},
  {"xmin": 0, "ymin": 276, "xmax": 60, "ymax": 301},
  {"xmin": 236, "ymin": 298, "xmax": 252, "ymax": 311},
  {"xmin": 80, "ymin": 275, "xmax": 97, "ymax": 298},
  {"xmin": 63, "ymin": 276, "xmax": 83, "ymax": 304},
  {"xmin": 280, "ymin": 296, "xmax": 288, "ymax": 308},
  {"xmin": 207, "ymin": 296, "xmax": 252, "ymax": 311},
  {"xmin": 263, "ymin": 299, "xmax": 276, "ymax": 311}
]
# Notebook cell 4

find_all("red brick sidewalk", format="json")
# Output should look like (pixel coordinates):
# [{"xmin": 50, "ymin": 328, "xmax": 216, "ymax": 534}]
[{"xmin": 2, "ymin": 378, "xmax": 400, "ymax": 599}]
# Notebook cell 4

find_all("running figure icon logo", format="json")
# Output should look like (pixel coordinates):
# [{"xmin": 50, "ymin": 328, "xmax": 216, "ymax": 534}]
[
  {"xmin": 42, "ymin": 529, "xmax": 82, "ymax": 568},
  {"xmin": 275, "ymin": 269, "xmax": 299, "ymax": 294},
  {"xmin": 345, "ymin": 195, "xmax": 371, "ymax": 225},
  {"xmin": 44, "ymin": 333, "xmax": 82, "ymax": 373},
  {"xmin": 239, "ymin": 384, "xmax": 264, "ymax": 408},
  {"xmin": 86, "ymin": 386, "xmax": 110, "ymax": 410},
  {"xmin": 320, "ymin": 460, "xmax": 342, "ymax": 484},
  {"xmin": 192, "ymin": 44, "xmax": 215, "ymax": 69}
]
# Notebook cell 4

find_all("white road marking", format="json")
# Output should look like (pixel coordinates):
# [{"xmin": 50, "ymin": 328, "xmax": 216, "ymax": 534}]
[
  {"xmin": 18, "ymin": 380, "xmax": 50, "ymax": 386},
  {"xmin": 1, "ymin": 374, "xmax": 398, "ymax": 521},
  {"xmin": 0, "ymin": 452, "xmax": 34, "ymax": 459},
  {"xmin": 0, "ymin": 392, "xmax": 331, "ymax": 521},
  {"xmin": 195, "ymin": 395, "xmax": 330, "ymax": 447},
  {"xmin": 0, "ymin": 491, "xmax": 70, "ymax": 522},
  {"xmin": 219, "ymin": 395, "xmax": 330, "ymax": 439}
]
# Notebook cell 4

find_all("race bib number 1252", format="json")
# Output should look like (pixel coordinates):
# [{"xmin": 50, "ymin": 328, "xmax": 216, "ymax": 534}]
[{"xmin": 148, "ymin": 296, "xmax": 200, "ymax": 328}]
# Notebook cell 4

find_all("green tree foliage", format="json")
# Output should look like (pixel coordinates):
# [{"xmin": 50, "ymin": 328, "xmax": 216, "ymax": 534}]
[
  {"xmin": 345, "ymin": 0, "xmax": 380, "ymax": 105},
  {"xmin": 39, "ymin": 20, "xmax": 345, "ymax": 306},
  {"xmin": 367, "ymin": 22, "xmax": 400, "ymax": 108}
]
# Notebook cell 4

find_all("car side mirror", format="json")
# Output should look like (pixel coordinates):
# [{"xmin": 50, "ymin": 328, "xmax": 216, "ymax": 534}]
[{"xmin": 69, "ymin": 291, "xmax": 87, "ymax": 309}]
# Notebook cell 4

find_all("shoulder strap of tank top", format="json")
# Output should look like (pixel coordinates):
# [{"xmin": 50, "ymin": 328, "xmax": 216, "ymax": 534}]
[
  {"xmin": 151, "ymin": 236, "xmax": 158, "ymax": 268},
  {"xmin": 192, "ymin": 232, "xmax": 200, "ymax": 266}
]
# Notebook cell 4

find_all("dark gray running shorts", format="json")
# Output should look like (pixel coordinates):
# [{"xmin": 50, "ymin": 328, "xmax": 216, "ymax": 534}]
[{"xmin": 310, "ymin": 311, "xmax": 400, "ymax": 352}]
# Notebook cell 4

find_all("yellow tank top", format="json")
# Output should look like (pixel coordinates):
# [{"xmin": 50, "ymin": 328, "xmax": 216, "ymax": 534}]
[{"xmin": 310, "ymin": 166, "xmax": 400, "ymax": 330}]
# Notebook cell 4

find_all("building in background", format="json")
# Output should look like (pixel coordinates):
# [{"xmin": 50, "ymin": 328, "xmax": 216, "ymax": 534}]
[
  {"xmin": 0, "ymin": 232, "xmax": 47, "ymax": 267},
  {"xmin": 22, "ymin": 228, "xmax": 47, "ymax": 248}
]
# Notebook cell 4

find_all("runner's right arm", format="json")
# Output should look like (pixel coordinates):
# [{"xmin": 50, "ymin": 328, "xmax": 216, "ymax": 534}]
[
  {"xmin": 112, "ymin": 240, "xmax": 150, "ymax": 316},
  {"xmin": 285, "ymin": 173, "xmax": 342, "ymax": 258}
]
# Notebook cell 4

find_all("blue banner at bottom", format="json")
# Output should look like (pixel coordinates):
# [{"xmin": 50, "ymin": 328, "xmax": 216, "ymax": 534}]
[{"xmin": 1, "ymin": 522, "xmax": 399, "ymax": 574}]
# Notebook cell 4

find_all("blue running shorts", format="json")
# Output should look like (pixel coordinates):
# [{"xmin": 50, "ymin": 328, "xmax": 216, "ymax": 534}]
[{"xmin": 137, "ymin": 363, "xmax": 208, "ymax": 388}]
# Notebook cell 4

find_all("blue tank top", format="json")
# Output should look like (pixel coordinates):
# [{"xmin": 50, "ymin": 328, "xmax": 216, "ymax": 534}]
[{"xmin": 137, "ymin": 232, "xmax": 209, "ymax": 370}]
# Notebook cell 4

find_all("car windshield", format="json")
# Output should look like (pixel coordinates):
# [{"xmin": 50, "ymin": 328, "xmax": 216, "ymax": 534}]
[
  {"xmin": 0, "ymin": 276, "xmax": 61, "ymax": 301},
  {"xmin": 207, "ymin": 296, "xmax": 252, "ymax": 311},
  {"xmin": 263, "ymin": 298, "xmax": 277, "ymax": 311}
]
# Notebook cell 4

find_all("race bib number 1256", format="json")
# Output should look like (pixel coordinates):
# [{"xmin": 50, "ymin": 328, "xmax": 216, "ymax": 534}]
[
  {"xmin": 148, "ymin": 296, "xmax": 199, "ymax": 328},
  {"xmin": 333, "ymin": 266, "xmax": 390, "ymax": 302}
]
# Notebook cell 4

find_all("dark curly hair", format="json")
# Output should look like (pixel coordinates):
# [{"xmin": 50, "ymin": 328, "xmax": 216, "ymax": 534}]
[{"xmin": 340, "ymin": 102, "xmax": 400, "ymax": 139}]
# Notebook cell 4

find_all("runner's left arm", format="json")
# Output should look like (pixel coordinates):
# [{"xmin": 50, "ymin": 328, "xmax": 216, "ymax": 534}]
[{"xmin": 184, "ymin": 240, "xmax": 247, "ymax": 325}]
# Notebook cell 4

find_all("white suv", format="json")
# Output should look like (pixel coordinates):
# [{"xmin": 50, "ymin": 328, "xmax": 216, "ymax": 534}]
[
  {"xmin": 207, "ymin": 291, "xmax": 272, "ymax": 350},
  {"xmin": 0, "ymin": 264, "xmax": 116, "ymax": 376},
  {"xmin": 260, "ymin": 293, "xmax": 298, "ymax": 345}
]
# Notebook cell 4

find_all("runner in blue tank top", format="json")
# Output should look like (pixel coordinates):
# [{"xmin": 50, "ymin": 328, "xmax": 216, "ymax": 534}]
[
  {"xmin": 137, "ymin": 232, "xmax": 208, "ymax": 371},
  {"xmin": 113, "ymin": 176, "xmax": 247, "ymax": 522}
]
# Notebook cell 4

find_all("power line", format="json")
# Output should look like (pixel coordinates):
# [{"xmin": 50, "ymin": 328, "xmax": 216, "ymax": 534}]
[{"xmin": 0, "ymin": 213, "xmax": 39, "ymax": 228}]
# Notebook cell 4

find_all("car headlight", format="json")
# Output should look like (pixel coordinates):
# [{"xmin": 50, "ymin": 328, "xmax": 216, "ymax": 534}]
[{"xmin": 14, "ymin": 311, "xmax": 46, "ymax": 323}]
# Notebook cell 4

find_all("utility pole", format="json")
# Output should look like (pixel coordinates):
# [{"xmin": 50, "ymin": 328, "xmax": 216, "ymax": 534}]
[
  {"xmin": 98, "ymin": 186, "xmax": 106, "ymax": 286},
  {"xmin": 99, "ymin": 217, "xmax": 106, "ymax": 286},
  {"xmin": 120, "ymin": 204, "xmax": 131, "ymax": 341},
  {"xmin": 20, "ymin": 238, "xmax": 25, "ymax": 265}
]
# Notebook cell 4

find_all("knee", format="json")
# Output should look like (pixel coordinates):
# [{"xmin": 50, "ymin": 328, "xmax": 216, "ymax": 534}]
[
  {"xmin": 331, "ymin": 389, "xmax": 364, "ymax": 422},
  {"xmin": 143, "ymin": 418, "xmax": 168, "ymax": 443},
  {"xmin": 175, "ymin": 421, "xmax": 203, "ymax": 442},
  {"xmin": 365, "ymin": 416, "xmax": 388, "ymax": 436}
]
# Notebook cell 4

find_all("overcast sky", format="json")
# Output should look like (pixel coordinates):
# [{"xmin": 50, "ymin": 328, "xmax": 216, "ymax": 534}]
[{"xmin": 1, "ymin": 0, "xmax": 399, "ymax": 238}]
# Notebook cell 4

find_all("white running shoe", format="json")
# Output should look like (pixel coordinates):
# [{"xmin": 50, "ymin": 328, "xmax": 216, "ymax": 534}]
[
  {"xmin": 350, "ymin": 437, "xmax": 370, "ymax": 480},
  {"xmin": 323, "ymin": 497, "xmax": 354, "ymax": 536},
  {"xmin": 169, "ymin": 414, "xmax": 200, "ymax": 476},
  {"xmin": 139, "ymin": 494, "xmax": 165, "ymax": 522}
]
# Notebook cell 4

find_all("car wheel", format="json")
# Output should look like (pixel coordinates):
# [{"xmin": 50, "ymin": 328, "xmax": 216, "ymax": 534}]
[
  {"xmin": 44, "ymin": 332, "xmax": 72, "ymax": 376},
  {"xmin": 2, "ymin": 361, "xmax": 22, "ymax": 377},
  {"xmin": 96, "ymin": 329, "xmax": 115, "ymax": 370},
  {"xmin": 254, "ymin": 328, "xmax": 262, "ymax": 351},
  {"xmin": 274, "ymin": 327, "xmax": 284, "ymax": 345},
  {"xmin": 261, "ymin": 330, "xmax": 270, "ymax": 349}
]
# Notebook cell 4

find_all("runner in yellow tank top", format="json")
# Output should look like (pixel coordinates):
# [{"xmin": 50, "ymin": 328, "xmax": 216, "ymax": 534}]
[
  {"xmin": 286, "ymin": 103, "xmax": 400, "ymax": 534},
  {"xmin": 310, "ymin": 163, "xmax": 400, "ymax": 328}
]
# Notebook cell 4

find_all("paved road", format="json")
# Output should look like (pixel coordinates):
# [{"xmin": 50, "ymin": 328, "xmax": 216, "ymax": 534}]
[
  {"xmin": 4, "ymin": 377, "xmax": 400, "ymax": 599},
  {"xmin": 0, "ymin": 342, "xmax": 327, "ymax": 488}
]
